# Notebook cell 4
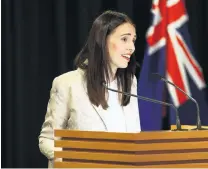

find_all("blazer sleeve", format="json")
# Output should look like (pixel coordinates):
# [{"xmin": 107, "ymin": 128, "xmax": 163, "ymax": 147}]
[{"xmin": 38, "ymin": 77, "xmax": 71, "ymax": 160}]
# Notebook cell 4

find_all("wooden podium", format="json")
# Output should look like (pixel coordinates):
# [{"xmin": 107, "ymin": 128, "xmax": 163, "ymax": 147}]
[{"xmin": 54, "ymin": 129, "xmax": 208, "ymax": 168}]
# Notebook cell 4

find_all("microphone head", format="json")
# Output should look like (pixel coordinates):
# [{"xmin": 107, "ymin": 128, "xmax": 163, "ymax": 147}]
[
  {"xmin": 151, "ymin": 73, "xmax": 163, "ymax": 80},
  {"xmin": 136, "ymin": 62, "xmax": 140, "ymax": 68},
  {"xmin": 151, "ymin": 73, "xmax": 168, "ymax": 83},
  {"xmin": 101, "ymin": 81, "xmax": 107, "ymax": 87}
]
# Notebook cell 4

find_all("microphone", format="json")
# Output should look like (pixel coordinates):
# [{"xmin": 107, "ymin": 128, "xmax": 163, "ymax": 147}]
[
  {"xmin": 102, "ymin": 82, "xmax": 184, "ymax": 131},
  {"xmin": 152, "ymin": 73, "xmax": 207, "ymax": 130}
]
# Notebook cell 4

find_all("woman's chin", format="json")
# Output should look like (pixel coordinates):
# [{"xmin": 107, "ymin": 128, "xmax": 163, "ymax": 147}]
[{"xmin": 118, "ymin": 63, "xmax": 128, "ymax": 69}]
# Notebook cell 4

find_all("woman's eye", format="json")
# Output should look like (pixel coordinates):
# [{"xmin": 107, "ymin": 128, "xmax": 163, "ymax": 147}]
[{"xmin": 122, "ymin": 37, "xmax": 127, "ymax": 42}]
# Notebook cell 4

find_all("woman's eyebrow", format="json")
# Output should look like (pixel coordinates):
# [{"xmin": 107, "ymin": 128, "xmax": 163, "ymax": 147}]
[{"xmin": 120, "ymin": 33, "xmax": 137, "ymax": 38}]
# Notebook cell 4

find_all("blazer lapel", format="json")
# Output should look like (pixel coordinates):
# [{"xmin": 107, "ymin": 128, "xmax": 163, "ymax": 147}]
[{"xmin": 91, "ymin": 104, "xmax": 108, "ymax": 131}]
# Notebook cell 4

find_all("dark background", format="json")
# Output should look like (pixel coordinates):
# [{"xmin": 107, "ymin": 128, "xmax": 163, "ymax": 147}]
[{"xmin": 2, "ymin": 0, "xmax": 208, "ymax": 167}]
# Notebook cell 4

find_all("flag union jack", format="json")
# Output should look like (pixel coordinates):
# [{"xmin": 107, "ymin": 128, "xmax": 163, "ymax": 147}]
[{"xmin": 146, "ymin": 0, "xmax": 206, "ymax": 108}]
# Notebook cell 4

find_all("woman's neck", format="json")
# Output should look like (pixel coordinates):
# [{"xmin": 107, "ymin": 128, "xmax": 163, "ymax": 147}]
[{"xmin": 109, "ymin": 66, "xmax": 117, "ymax": 82}]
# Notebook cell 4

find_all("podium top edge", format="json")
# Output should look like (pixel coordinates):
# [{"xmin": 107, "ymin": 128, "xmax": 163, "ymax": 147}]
[{"xmin": 54, "ymin": 129, "xmax": 208, "ymax": 141}]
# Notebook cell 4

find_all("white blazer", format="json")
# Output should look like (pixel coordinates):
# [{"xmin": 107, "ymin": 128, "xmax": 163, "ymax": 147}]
[{"xmin": 38, "ymin": 68, "xmax": 141, "ymax": 168}]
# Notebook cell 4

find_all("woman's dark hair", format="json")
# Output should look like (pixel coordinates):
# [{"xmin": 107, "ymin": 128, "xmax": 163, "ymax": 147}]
[{"xmin": 74, "ymin": 10, "xmax": 137, "ymax": 109}]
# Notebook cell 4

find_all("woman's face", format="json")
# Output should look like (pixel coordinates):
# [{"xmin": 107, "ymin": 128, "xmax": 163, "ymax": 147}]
[{"xmin": 106, "ymin": 22, "xmax": 136, "ymax": 73}]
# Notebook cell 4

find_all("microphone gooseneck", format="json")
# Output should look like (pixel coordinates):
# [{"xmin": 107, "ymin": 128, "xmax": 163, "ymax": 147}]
[
  {"xmin": 152, "ymin": 73, "xmax": 207, "ymax": 130},
  {"xmin": 102, "ymin": 82, "xmax": 184, "ymax": 131}
]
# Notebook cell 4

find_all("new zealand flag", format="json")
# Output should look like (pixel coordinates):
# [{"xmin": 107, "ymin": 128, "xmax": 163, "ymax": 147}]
[{"xmin": 138, "ymin": 0, "xmax": 208, "ymax": 131}]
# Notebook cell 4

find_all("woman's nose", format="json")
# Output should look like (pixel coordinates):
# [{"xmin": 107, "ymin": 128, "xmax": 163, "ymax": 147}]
[{"xmin": 128, "ymin": 43, "xmax": 135, "ymax": 54}]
